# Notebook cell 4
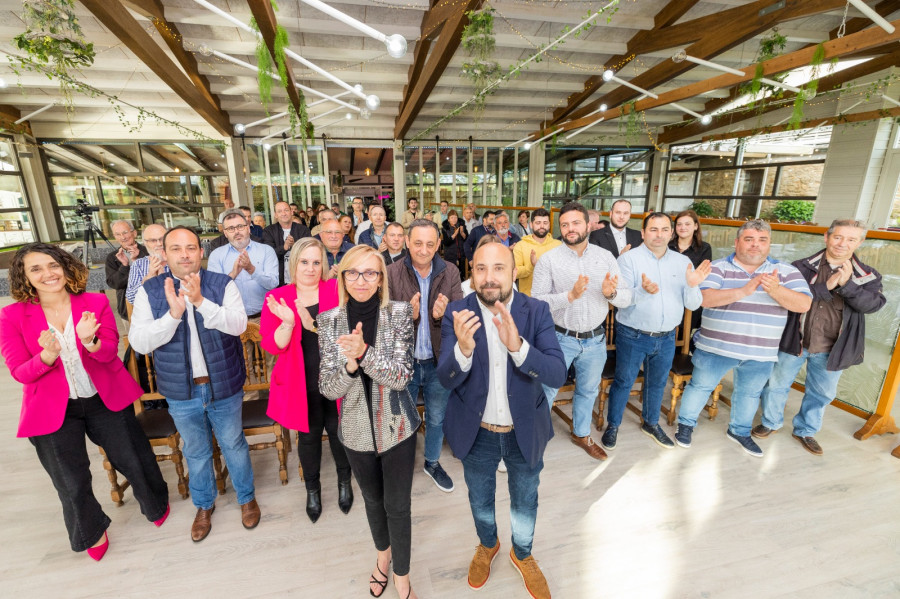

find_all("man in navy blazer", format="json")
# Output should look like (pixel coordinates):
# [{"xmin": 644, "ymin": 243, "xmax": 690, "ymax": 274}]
[
  {"xmin": 588, "ymin": 199, "xmax": 642, "ymax": 258},
  {"xmin": 438, "ymin": 237, "xmax": 565, "ymax": 598}
]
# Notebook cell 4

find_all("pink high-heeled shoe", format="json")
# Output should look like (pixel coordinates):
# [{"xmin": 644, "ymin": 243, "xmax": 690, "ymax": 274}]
[
  {"xmin": 86, "ymin": 532, "xmax": 109, "ymax": 562},
  {"xmin": 154, "ymin": 504, "xmax": 170, "ymax": 527}
]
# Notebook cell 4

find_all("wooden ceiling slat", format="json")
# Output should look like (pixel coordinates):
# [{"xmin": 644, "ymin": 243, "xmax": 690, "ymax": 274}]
[
  {"xmin": 0, "ymin": 105, "xmax": 31, "ymax": 136},
  {"xmin": 79, "ymin": 0, "xmax": 232, "ymax": 136}
]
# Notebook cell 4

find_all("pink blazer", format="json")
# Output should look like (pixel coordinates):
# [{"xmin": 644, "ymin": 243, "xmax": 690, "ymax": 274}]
[
  {"xmin": 0, "ymin": 292, "xmax": 144, "ymax": 438},
  {"xmin": 260, "ymin": 279, "xmax": 339, "ymax": 432}
]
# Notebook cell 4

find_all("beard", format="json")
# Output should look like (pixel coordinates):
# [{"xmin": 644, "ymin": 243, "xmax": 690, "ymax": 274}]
[
  {"xmin": 563, "ymin": 230, "xmax": 587, "ymax": 246},
  {"xmin": 475, "ymin": 282, "xmax": 513, "ymax": 307},
  {"xmin": 496, "ymin": 227, "xmax": 509, "ymax": 237},
  {"xmin": 532, "ymin": 226, "xmax": 549, "ymax": 239}
]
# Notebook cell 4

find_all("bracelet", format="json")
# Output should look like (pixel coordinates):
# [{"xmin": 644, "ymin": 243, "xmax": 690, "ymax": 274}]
[{"xmin": 278, "ymin": 323, "xmax": 295, "ymax": 331}]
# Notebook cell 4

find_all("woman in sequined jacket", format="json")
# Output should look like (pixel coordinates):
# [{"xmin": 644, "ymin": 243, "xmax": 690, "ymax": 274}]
[{"xmin": 318, "ymin": 244, "xmax": 419, "ymax": 599}]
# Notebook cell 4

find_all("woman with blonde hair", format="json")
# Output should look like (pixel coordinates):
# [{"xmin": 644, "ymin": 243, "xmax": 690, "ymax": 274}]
[
  {"xmin": 261, "ymin": 237, "xmax": 351, "ymax": 523},
  {"xmin": 318, "ymin": 245, "xmax": 419, "ymax": 598}
]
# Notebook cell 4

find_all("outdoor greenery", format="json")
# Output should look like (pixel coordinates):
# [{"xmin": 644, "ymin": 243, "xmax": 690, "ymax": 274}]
[
  {"xmin": 770, "ymin": 199, "xmax": 815, "ymax": 222},
  {"xmin": 688, "ymin": 200, "xmax": 715, "ymax": 217}
]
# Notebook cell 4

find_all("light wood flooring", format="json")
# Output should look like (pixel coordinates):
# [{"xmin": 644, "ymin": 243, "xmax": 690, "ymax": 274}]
[{"xmin": 1, "ymin": 297, "xmax": 899, "ymax": 598}]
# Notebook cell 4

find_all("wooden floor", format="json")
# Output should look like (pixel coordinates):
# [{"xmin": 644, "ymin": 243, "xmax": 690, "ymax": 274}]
[{"xmin": 2, "ymin": 297, "xmax": 899, "ymax": 598}]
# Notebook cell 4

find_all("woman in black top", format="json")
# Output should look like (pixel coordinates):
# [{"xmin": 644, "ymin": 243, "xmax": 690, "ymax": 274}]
[
  {"xmin": 441, "ymin": 209, "xmax": 467, "ymax": 273},
  {"xmin": 670, "ymin": 209, "xmax": 712, "ymax": 334}
]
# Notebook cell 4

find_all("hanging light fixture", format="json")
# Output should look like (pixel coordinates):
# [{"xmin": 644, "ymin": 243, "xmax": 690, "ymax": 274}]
[
  {"xmin": 846, "ymin": 0, "xmax": 896, "ymax": 34},
  {"xmin": 298, "ymin": 0, "xmax": 408, "ymax": 58},
  {"xmin": 565, "ymin": 117, "xmax": 604, "ymax": 140},
  {"xmin": 671, "ymin": 51, "xmax": 802, "ymax": 94},
  {"xmin": 601, "ymin": 70, "xmax": 659, "ymax": 99}
]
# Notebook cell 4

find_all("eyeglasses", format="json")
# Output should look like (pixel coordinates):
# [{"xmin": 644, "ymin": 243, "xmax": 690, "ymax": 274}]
[
  {"xmin": 343, "ymin": 269, "xmax": 381, "ymax": 282},
  {"xmin": 224, "ymin": 224, "xmax": 248, "ymax": 233}
]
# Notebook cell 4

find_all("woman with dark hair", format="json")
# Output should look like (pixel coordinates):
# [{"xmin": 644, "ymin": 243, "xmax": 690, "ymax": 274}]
[
  {"xmin": 669, "ymin": 209, "xmax": 712, "ymax": 267},
  {"xmin": 261, "ymin": 237, "xmax": 352, "ymax": 523},
  {"xmin": 0, "ymin": 243, "xmax": 169, "ymax": 561},
  {"xmin": 339, "ymin": 214, "xmax": 357, "ymax": 245},
  {"xmin": 441, "ymin": 209, "xmax": 467, "ymax": 273},
  {"xmin": 318, "ymin": 245, "xmax": 419, "ymax": 599}
]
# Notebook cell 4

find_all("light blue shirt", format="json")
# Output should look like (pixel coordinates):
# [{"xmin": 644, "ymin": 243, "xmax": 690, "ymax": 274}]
[
  {"xmin": 615, "ymin": 243, "xmax": 703, "ymax": 333},
  {"xmin": 413, "ymin": 264, "xmax": 433, "ymax": 360},
  {"xmin": 207, "ymin": 240, "xmax": 279, "ymax": 315}
]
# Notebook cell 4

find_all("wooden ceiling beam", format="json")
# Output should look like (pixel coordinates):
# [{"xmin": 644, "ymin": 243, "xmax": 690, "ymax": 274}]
[
  {"xmin": 551, "ymin": 0, "xmax": 850, "ymax": 129},
  {"xmin": 246, "ymin": 0, "xmax": 306, "ymax": 137},
  {"xmin": 395, "ymin": 0, "xmax": 484, "ymax": 140},
  {"xmin": 829, "ymin": 0, "xmax": 900, "ymax": 38},
  {"xmin": 544, "ymin": 18, "xmax": 900, "ymax": 138},
  {"xmin": 0, "ymin": 105, "xmax": 32, "ymax": 136},
  {"xmin": 374, "ymin": 148, "xmax": 388, "ymax": 174},
  {"xmin": 79, "ymin": 0, "xmax": 232, "ymax": 136},
  {"xmin": 702, "ymin": 105, "xmax": 900, "ymax": 142},
  {"xmin": 658, "ymin": 45, "xmax": 900, "ymax": 144},
  {"xmin": 548, "ymin": 0, "xmax": 701, "ymax": 126}
]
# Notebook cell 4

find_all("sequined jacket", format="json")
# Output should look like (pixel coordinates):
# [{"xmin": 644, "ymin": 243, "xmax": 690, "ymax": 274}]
[{"xmin": 318, "ymin": 300, "xmax": 419, "ymax": 454}]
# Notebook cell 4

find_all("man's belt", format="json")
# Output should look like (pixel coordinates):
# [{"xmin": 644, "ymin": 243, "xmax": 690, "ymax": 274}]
[
  {"xmin": 247, "ymin": 312, "xmax": 262, "ymax": 319},
  {"xmin": 480, "ymin": 422, "xmax": 514, "ymax": 433},
  {"xmin": 619, "ymin": 323, "xmax": 675, "ymax": 338},
  {"xmin": 555, "ymin": 323, "xmax": 605, "ymax": 340},
  {"xmin": 193, "ymin": 376, "xmax": 211, "ymax": 385}
]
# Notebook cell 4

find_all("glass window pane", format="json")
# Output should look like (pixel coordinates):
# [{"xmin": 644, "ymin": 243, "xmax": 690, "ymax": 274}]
[
  {"xmin": 0, "ymin": 210, "xmax": 36, "ymax": 247},
  {"xmin": 140, "ymin": 142, "xmax": 226, "ymax": 173},
  {"xmin": 0, "ymin": 175, "xmax": 28, "ymax": 209},
  {"xmin": 665, "ymin": 171, "xmax": 695, "ymax": 196},
  {"xmin": 0, "ymin": 139, "xmax": 18, "ymax": 172},
  {"xmin": 777, "ymin": 163, "xmax": 824, "ymax": 197},
  {"xmin": 52, "ymin": 176, "xmax": 99, "ymax": 206}
]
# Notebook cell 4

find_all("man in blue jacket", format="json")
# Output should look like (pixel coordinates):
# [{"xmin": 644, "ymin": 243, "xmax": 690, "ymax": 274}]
[
  {"xmin": 438, "ymin": 237, "xmax": 565, "ymax": 599},
  {"xmin": 755, "ymin": 219, "xmax": 886, "ymax": 455}
]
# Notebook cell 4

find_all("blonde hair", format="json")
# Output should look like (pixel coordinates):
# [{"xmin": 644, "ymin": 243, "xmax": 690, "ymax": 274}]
[
  {"xmin": 288, "ymin": 237, "xmax": 331, "ymax": 283},
  {"xmin": 336, "ymin": 245, "xmax": 390, "ymax": 308}
]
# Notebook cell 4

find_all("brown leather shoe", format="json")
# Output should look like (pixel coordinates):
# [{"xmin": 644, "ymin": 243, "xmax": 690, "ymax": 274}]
[
  {"xmin": 751, "ymin": 424, "xmax": 775, "ymax": 439},
  {"xmin": 191, "ymin": 505, "xmax": 215, "ymax": 542},
  {"xmin": 792, "ymin": 434, "xmax": 823, "ymax": 456},
  {"xmin": 509, "ymin": 548, "xmax": 551, "ymax": 599},
  {"xmin": 241, "ymin": 498, "xmax": 261, "ymax": 529},
  {"xmin": 570, "ymin": 433, "xmax": 607, "ymax": 460},
  {"xmin": 468, "ymin": 539, "xmax": 500, "ymax": 590}
]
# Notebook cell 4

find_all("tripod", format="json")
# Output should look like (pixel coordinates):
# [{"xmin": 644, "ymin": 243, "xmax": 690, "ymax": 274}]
[{"xmin": 81, "ymin": 212, "xmax": 114, "ymax": 269}]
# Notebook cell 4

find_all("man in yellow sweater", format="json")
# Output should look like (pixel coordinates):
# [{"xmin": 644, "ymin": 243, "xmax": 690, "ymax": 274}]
[{"xmin": 513, "ymin": 208, "xmax": 561, "ymax": 296}]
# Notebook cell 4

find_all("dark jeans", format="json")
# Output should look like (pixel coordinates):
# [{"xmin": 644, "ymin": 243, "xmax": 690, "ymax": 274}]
[
  {"xmin": 29, "ymin": 394, "xmax": 168, "ymax": 552},
  {"xmin": 607, "ymin": 323, "xmax": 677, "ymax": 428},
  {"xmin": 343, "ymin": 435, "xmax": 416, "ymax": 576},
  {"xmin": 297, "ymin": 395, "xmax": 351, "ymax": 490},
  {"xmin": 461, "ymin": 427, "xmax": 543, "ymax": 560}
]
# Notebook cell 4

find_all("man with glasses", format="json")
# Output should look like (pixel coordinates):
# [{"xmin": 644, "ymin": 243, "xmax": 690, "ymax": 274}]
[
  {"xmin": 321, "ymin": 218, "xmax": 355, "ymax": 277},
  {"xmin": 106, "ymin": 219, "xmax": 148, "ymax": 320},
  {"xmin": 262, "ymin": 201, "xmax": 311, "ymax": 286},
  {"xmin": 126, "ymin": 223, "xmax": 168, "ymax": 306}
]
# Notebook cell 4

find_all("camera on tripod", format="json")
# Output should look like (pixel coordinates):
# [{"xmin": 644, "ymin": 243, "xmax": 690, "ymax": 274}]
[{"xmin": 74, "ymin": 198, "xmax": 100, "ymax": 218}]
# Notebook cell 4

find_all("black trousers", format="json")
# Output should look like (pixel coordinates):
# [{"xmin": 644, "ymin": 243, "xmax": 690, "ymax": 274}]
[
  {"xmin": 343, "ymin": 435, "xmax": 416, "ymax": 576},
  {"xmin": 29, "ymin": 395, "xmax": 169, "ymax": 552},
  {"xmin": 297, "ymin": 394, "xmax": 351, "ymax": 490}
]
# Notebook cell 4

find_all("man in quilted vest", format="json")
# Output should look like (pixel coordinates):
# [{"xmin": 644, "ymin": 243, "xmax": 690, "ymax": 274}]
[{"xmin": 129, "ymin": 226, "xmax": 260, "ymax": 542}]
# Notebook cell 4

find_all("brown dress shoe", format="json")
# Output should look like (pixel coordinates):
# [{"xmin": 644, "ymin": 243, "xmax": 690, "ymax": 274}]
[
  {"xmin": 241, "ymin": 498, "xmax": 261, "ymax": 529},
  {"xmin": 191, "ymin": 505, "xmax": 215, "ymax": 542},
  {"xmin": 570, "ymin": 433, "xmax": 607, "ymax": 460},
  {"xmin": 468, "ymin": 539, "xmax": 500, "ymax": 590},
  {"xmin": 509, "ymin": 548, "xmax": 551, "ymax": 599},
  {"xmin": 751, "ymin": 424, "xmax": 775, "ymax": 439},
  {"xmin": 792, "ymin": 434, "xmax": 823, "ymax": 456}
]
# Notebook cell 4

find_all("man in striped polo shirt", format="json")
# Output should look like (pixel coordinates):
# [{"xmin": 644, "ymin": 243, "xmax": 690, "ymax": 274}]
[{"xmin": 675, "ymin": 220, "xmax": 812, "ymax": 457}]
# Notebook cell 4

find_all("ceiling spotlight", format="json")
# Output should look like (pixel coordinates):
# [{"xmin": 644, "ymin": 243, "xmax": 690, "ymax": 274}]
[
  {"xmin": 602, "ymin": 70, "xmax": 615, "ymax": 82},
  {"xmin": 354, "ymin": 83, "xmax": 364, "ymax": 94},
  {"xmin": 263, "ymin": 143, "xmax": 271, "ymax": 151},
  {"xmin": 234, "ymin": 123, "xmax": 246, "ymax": 135},
  {"xmin": 671, "ymin": 50, "xmax": 687, "ymax": 64},
  {"xmin": 700, "ymin": 114, "xmax": 713, "ymax": 126},
  {"xmin": 360, "ymin": 108, "xmax": 372, "ymax": 120},
  {"xmin": 385, "ymin": 34, "xmax": 408, "ymax": 59},
  {"xmin": 365, "ymin": 167, "xmax": 373, "ymax": 176},
  {"xmin": 523, "ymin": 142, "xmax": 532, "ymax": 150},
  {"xmin": 199, "ymin": 43, "xmax": 212, "ymax": 57},
  {"xmin": 599, "ymin": 103, "xmax": 608, "ymax": 112},
  {"xmin": 345, "ymin": 112, "xmax": 353, "ymax": 120},
  {"xmin": 0, "ymin": 77, "xmax": 7, "ymax": 89},
  {"xmin": 365, "ymin": 95, "xmax": 381, "ymax": 111}
]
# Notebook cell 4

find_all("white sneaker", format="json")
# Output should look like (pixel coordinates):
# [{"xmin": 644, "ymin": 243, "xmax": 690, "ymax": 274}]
[{"xmin": 497, "ymin": 459, "xmax": 507, "ymax": 473}]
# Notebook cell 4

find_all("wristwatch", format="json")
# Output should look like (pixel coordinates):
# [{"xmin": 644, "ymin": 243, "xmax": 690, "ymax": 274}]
[{"xmin": 83, "ymin": 335, "xmax": 99, "ymax": 348}]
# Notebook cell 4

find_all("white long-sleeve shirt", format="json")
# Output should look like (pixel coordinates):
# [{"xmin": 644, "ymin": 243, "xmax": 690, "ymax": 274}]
[{"xmin": 129, "ymin": 275, "xmax": 248, "ymax": 379}]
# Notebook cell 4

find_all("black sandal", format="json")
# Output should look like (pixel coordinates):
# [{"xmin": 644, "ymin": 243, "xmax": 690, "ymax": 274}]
[{"xmin": 369, "ymin": 562, "xmax": 389, "ymax": 598}]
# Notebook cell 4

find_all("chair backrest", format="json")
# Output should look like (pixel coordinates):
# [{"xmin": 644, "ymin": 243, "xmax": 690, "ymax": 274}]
[
  {"xmin": 605, "ymin": 309, "xmax": 616, "ymax": 351},
  {"xmin": 240, "ymin": 321, "xmax": 271, "ymax": 392},
  {"xmin": 123, "ymin": 337, "xmax": 165, "ymax": 415},
  {"xmin": 677, "ymin": 309, "xmax": 693, "ymax": 355}
]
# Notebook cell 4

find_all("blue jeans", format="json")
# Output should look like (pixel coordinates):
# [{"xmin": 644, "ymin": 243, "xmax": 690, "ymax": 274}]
[
  {"xmin": 407, "ymin": 359, "xmax": 450, "ymax": 464},
  {"xmin": 543, "ymin": 332, "xmax": 606, "ymax": 437},
  {"xmin": 760, "ymin": 349, "xmax": 843, "ymax": 437},
  {"xmin": 607, "ymin": 323, "xmax": 676, "ymax": 428},
  {"xmin": 461, "ymin": 427, "xmax": 543, "ymax": 560},
  {"xmin": 677, "ymin": 349, "xmax": 774, "ymax": 437},
  {"xmin": 167, "ymin": 384, "xmax": 255, "ymax": 509}
]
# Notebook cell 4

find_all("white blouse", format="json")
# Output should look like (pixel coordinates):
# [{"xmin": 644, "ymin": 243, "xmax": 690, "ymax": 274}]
[{"xmin": 50, "ymin": 316, "xmax": 98, "ymax": 400}]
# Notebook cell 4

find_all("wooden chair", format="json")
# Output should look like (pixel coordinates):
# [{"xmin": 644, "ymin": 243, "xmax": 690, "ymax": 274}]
[
  {"xmin": 663, "ymin": 309, "xmax": 722, "ymax": 426},
  {"xmin": 214, "ymin": 322, "xmax": 291, "ymax": 490},
  {"xmin": 99, "ymin": 338, "xmax": 189, "ymax": 506},
  {"xmin": 595, "ymin": 309, "xmax": 644, "ymax": 430}
]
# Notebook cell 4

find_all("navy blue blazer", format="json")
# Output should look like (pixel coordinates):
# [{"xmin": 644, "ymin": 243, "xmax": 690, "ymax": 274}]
[{"xmin": 437, "ymin": 292, "xmax": 566, "ymax": 468}]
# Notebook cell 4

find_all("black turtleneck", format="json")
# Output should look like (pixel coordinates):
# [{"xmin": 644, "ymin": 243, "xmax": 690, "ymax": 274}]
[{"xmin": 346, "ymin": 293, "xmax": 381, "ymax": 347}]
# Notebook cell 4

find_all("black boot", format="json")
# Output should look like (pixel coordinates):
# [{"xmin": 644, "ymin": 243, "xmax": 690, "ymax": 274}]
[
  {"xmin": 338, "ymin": 478, "xmax": 354, "ymax": 514},
  {"xmin": 306, "ymin": 483, "xmax": 322, "ymax": 523}
]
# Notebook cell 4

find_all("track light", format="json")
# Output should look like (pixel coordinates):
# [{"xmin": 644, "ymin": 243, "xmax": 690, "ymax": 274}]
[{"xmin": 672, "ymin": 51, "xmax": 801, "ymax": 94}]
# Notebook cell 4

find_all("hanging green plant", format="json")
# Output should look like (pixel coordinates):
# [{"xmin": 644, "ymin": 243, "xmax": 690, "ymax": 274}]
[
  {"xmin": 460, "ymin": 7, "xmax": 501, "ymax": 117},
  {"xmin": 618, "ymin": 100, "xmax": 640, "ymax": 146},
  {"xmin": 787, "ymin": 43, "xmax": 828, "ymax": 130},
  {"xmin": 12, "ymin": 0, "xmax": 95, "ymax": 115},
  {"xmin": 742, "ymin": 29, "xmax": 788, "ymax": 106}
]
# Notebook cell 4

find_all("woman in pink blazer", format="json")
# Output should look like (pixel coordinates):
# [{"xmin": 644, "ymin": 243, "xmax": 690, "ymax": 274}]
[
  {"xmin": 261, "ymin": 237, "xmax": 350, "ymax": 523},
  {"xmin": 0, "ymin": 243, "xmax": 169, "ymax": 561}
]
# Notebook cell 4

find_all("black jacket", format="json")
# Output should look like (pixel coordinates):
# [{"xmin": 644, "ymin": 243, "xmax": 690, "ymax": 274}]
[
  {"xmin": 262, "ymin": 222, "xmax": 312, "ymax": 285},
  {"xmin": 105, "ymin": 243, "xmax": 148, "ymax": 319},
  {"xmin": 668, "ymin": 239, "xmax": 712, "ymax": 268},
  {"xmin": 382, "ymin": 248, "xmax": 408, "ymax": 265},
  {"xmin": 442, "ymin": 219, "xmax": 467, "ymax": 264},
  {"xmin": 779, "ymin": 250, "xmax": 886, "ymax": 371},
  {"xmin": 588, "ymin": 225, "xmax": 642, "ymax": 258}
]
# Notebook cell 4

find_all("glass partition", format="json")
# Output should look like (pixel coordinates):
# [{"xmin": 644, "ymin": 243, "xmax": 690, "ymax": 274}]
[{"xmin": 0, "ymin": 136, "xmax": 38, "ymax": 246}]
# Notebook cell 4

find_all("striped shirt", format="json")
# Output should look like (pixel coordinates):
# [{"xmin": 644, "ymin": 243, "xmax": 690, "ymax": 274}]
[
  {"xmin": 696, "ymin": 254, "xmax": 812, "ymax": 361},
  {"xmin": 531, "ymin": 243, "xmax": 630, "ymax": 332}
]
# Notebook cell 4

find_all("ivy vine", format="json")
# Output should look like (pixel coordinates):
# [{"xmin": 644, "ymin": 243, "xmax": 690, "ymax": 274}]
[{"xmin": 460, "ymin": 7, "xmax": 501, "ymax": 117}]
